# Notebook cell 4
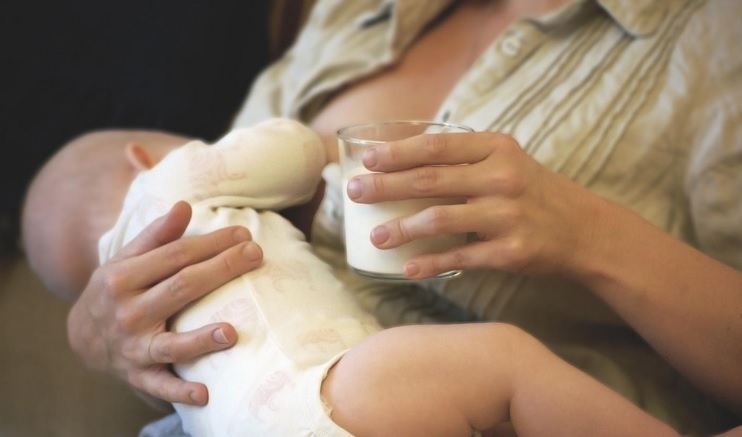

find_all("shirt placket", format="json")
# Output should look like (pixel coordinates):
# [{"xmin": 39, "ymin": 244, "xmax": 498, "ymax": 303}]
[{"xmin": 438, "ymin": 20, "xmax": 547, "ymax": 131}]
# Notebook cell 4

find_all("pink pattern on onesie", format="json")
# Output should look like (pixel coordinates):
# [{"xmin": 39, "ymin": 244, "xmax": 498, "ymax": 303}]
[
  {"xmin": 247, "ymin": 370, "xmax": 295, "ymax": 422},
  {"xmin": 187, "ymin": 148, "xmax": 246, "ymax": 201}
]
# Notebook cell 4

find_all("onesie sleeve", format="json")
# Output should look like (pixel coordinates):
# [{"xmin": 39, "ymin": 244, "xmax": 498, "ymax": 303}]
[
  {"xmin": 141, "ymin": 119, "xmax": 326, "ymax": 211},
  {"xmin": 209, "ymin": 118, "xmax": 326, "ymax": 210}
]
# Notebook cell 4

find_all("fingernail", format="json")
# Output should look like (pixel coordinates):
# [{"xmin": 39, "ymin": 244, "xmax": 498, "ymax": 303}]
[
  {"xmin": 243, "ymin": 242, "xmax": 262, "ymax": 262},
  {"xmin": 233, "ymin": 227, "xmax": 251, "ymax": 242},
  {"xmin": 212, "ymin": 328, "xmax": 229, "ymax": 344},
  {"xmin": 362, "ymin": 148, "xmax": 378, "ymax": 168},
  {"xmin": 371, "ymin": 226, "xmax": 390, "ymax": 244},
  {"xmin": 404, "ymin": 262, "xmax": 420, "ymax": 277},
  {"xmin": 189, "ymin": 390, "xmax": 203, "ymax": 404},
  {"xmin": 347, "ymin": 178, "xmax": 363, "ymax": 200}
]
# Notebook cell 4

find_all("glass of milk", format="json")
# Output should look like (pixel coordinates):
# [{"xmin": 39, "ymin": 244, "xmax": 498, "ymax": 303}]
[{"xmin": 338, "ymin": 120, "xmax": 473, "ymax": 282}]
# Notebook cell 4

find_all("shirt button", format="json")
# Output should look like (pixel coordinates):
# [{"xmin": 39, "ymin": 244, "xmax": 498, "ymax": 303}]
[{"xmin": 500, "ymin": 35, "xmax": 523, "ymax": 58}]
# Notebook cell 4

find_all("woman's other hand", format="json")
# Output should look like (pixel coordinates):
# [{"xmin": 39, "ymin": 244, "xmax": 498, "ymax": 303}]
[
  {"xmin": 67, "ymin": 201, "xmax": 263, "ymax": 407},
  {"xmin": 345, "ymin": 132, "xmax": 606, "ymax": 280}
]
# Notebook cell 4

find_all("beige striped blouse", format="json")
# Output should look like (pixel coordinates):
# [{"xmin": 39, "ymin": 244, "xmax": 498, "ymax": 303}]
[{"xmin": 233, "ymin": 0, "xmax": 742, "ymax": 432}]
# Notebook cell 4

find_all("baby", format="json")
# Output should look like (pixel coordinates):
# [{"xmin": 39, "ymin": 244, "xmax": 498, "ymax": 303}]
[
  {"xmin": 96, "ymin": 119, "xmax": 383, "ymax": 435},
  {"xmin": 22, "ymin": 118, "xmax": 741, "ymax": 437}
]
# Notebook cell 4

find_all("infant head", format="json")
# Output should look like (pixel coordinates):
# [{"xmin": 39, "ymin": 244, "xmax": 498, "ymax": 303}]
[
  {"xmin": 21, "ymin": 131, "xmax": 174, "ymax": 300},
  {"xmin": 21, "ymin": 119, "xmax": 321, "ymax": 300}
]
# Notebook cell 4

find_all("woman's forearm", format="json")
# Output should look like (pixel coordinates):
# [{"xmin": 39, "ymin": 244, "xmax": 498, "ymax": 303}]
[
  {"xmin": 510, "ymin": 329, "xmax": 680, "ymax": 437},
  {"xmin": 574, "ymin": 196, "xmax": 742, "ymax": 414}
]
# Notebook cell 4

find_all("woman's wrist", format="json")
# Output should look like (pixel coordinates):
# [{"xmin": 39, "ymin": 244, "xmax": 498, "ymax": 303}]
[{"xmin": 564, "ymin": 192, "xmax": 652, "ymax": 301}]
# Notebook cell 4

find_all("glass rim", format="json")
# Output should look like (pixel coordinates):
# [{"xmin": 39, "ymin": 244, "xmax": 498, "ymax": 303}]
[{"xmin": 336, "ymin": 120, "xmax": 474, "ymax": 146}]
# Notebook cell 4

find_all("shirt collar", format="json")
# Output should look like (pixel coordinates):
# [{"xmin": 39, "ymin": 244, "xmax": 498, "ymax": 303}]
[
  {"xmin": 391, "ymin": 0, "xmax": 452, "ymax": 50},
  {"xmin": 596, "ymin": 0, "xmax": 686, "ymax": 37},
  {"xmin": 380, "ymin": 0, "xmax": 684, "ymax": 47}
]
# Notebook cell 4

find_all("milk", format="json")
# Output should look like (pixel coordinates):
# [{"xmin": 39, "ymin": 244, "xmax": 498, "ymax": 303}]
[
  {"xmin": 337, "ymin": 120, "xmax": 473, "ymax": 281},
  {"xmin": 342, "ymin": 176, "xmax": 465, "ymax": 279}
]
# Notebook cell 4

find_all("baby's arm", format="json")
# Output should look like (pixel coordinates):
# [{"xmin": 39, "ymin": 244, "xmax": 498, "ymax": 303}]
[
  {"xmin": 321, "ymin": 323, "xmax": 686, "ymax": 437},
  {"xmin": 207, "ymin": 118, "xmax": 326, "ymax": 210}
]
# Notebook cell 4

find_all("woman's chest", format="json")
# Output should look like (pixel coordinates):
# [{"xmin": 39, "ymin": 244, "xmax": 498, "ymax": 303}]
[
  {"xmin": 306, "ymin": 1, "xmax": 696, "ymax": 218},
  {"xmin": 309, "ymin": 1, "xmax": 513, "ymax": 158}
]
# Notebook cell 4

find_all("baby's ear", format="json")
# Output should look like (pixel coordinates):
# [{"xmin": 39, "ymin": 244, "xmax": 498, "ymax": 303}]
[{"xmin": 125, "ymin": 142, "xmax": 156, "ymax": 170}]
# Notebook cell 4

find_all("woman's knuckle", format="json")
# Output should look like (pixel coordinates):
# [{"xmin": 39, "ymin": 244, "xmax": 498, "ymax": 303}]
[
  {"xmin": 425, "ymin": 205, "xmax": 450, "ymax": 231},
  {"xmin": 219, "ymin": 251, "xmax": 240, "ymax": 276},
  {"xmin": 114, "ymin": 307, "xmax": 140, "ymax": 334},
  {"xmin": 397, "ymin": 220, "xmax": 413, "ymax": 242},
  {"xmin": 423, "ymin": 133, "xmax": 448, "ymax": 159},
  {"xmin": 412, "ymin": 166, "xmax": 439, "ymax": 193},
  {"xmin": 120, "ymin": 339, "xmax": 143, "ymax": 363},
  {"xmin": 167, "ymin": 271, "xmax": 191, "ymax": 301},
  {"xmin": 158, "ymin": 384, "xmax": 176, "ymax": 402},
  {"xmin": 371, "ymin": 174, "xmax": 386, "ymax": 196},
  {"xmin": 153, "ymin": 339, "xmax": 173, "ymax": 362},
  {"xmin": 164, "ymin": 241, "xmax": 189, "ymax": 266},
  {"xmin": 502, "ymin": 238, "xmax": 531, "ymax": 269},
  {"xmin": 212, "ymin": 229, "xmax": 235, "ymax": 252},
  {"xmin": 504, "ymin": 173, "xmax": 526, "ymax": 196},
  {"xmin": 480, "ymin": 162, "xmax": 524, "ymax": 196},
  {"xmin": 440, "ymin": 249, "xmax": 467, "ymax": 271},
  {"xmin": 101, "ymin": 269, "xmax": 128, "ymax": 296},
  {"xmin": 481, "ymin": 170, "xmax": 502, "ymax": 188},
  {"xmin": 498, "ymin": 204, "xmax": 522, "ymax": 229},
  {"xmin": 452, "ymin": 250, "xmax": 468, "ymax": 269},
  {"xmin": 503, "ymin": 134, "xmax": 522, "ymax": 151}
]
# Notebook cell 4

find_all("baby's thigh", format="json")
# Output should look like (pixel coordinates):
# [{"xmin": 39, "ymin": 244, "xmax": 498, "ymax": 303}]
[{"xmin": 320, "ymin": 325, "xmax": 499, "ymax": 437}]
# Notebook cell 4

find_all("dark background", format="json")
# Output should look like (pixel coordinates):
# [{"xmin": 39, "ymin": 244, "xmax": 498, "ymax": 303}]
[{"xmin": 1, "ymin": 1, "xmax": 273, "ymax": 252}]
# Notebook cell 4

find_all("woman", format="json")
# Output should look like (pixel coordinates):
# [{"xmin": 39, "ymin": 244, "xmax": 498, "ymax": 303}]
[{"xmin": 24, "ymin": 0, "xmax": 742, "ymax": 434}]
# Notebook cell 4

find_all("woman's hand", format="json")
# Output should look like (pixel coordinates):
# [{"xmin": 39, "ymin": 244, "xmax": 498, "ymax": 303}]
[
  {"xmin": 346, "ymin": 131, "xmax": 742, "ymax": 415},
  {"xmin": 67, "ymin": 201, "xmax": 263, "ymax": 407},
  {"xmin": 345, "ymin": 132, "xmax": 605, "ymax": 280}
]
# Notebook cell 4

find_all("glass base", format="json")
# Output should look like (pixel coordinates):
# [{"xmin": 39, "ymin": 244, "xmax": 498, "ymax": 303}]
[{"xmin": 350, "ymin": 267, "xmax": 462, "ymax": 283}]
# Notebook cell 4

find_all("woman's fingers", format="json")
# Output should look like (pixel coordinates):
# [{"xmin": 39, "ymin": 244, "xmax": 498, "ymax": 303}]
[
  {"xmin": 368, "ymin": 200, "xmax": 537, "ymax": 278},
  {"xmin": 124, "ymin": 226, "xmax": 255, "ymax": 292},
  {"xmin": 369, "ymin": 203, "xmax": 478, "ymax": 248},
  {"xmin": 404, "ymin": 239, "xmax": 532, "ymax": 280},
  {"xmin": 362, "ymin": 131, "xmax": 511, "ymax": 171},
  {"xmin": 67, "ymin": 200, "xmax": 267, "ymax": 405},
  {"xmin": 370, "ymin": 195, "xmax": 527, "ymax": 247},
  {"xmin": 349, "ymin": 134, "xmax": 525, "ymax": 203},
  {"xmin": 146, "ymin": 324, "xmax": 238, "ymax": 365},
  {"xmin": 111, "ymin": 201, "xmax": 193, "ymax": 261},
  {"xmin": 133, "ymin": 365, "xmax": 210, "ymax": 406},
  {"xmin": 134, "ymin": 238, "xmax": 263, "ymax": 321},
  {"xmin": 108, "ymin": 202, "xmax": 258, "ymax": 297},
  {"xmin": 347, "ymin": 164, "xmax": 464, "ymax": 203},
  {"xmin": 345, "ymin": 130, "xmax": 597, "ymax": 280}
]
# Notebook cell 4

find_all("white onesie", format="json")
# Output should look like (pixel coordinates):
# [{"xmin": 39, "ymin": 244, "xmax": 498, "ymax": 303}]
[{"xmin": 99, "ymin": 118, "xmax": 383, "ymax": 436}]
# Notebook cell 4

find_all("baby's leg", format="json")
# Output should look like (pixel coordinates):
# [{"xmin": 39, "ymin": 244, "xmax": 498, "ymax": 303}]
[
  {"xmin": 320, "ymin": 323, "xmax": 518, "ymax": 437},
  {"xmin": 321, "ymin": 322, "xmax": 689, "ymax": 437}
]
